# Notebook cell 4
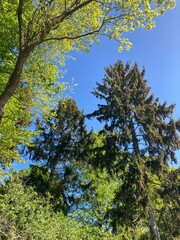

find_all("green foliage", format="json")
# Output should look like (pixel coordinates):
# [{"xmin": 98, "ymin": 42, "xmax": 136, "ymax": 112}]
[
  {"xmin": 0, "ymin": 42, "xmax": 68, "ymax": 166},
  {"xmin": 0, "ymin": 172, "xmax": 121, "ymax": 240},
  {"xmin": 0, "ymin": 174, "xmax": 60, "ymax": 239},
  {"xmin": 0, "ymin": 88, "xmax": 33, "ymax": 167},
  {"xmin": 0, "ymin": 1, "xmax": 179, "ymax": 238},
  {"xmin": 156, "ymin": 167, "xmax": 180, "ymax": 239}
]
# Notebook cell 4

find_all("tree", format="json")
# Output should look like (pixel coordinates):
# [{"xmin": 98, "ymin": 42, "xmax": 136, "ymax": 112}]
[
  {"xmin": 88, "ymin": 60, "xmax": 180, "ymax": 239},
  {"xmin": 0, "ymin": 0, "xmax": 176, "ymax": 119},
  {"xmin": 26, "ymin": 98, "xmax": 87, "ymax": 213}
]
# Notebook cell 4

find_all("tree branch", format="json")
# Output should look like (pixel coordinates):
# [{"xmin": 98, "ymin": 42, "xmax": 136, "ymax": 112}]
[
  {"xmin": 18, "ymin": 0, "xmax": 25, "ymax": 50},
  {"xmin": 50, "ymin": 0, "xmax": 94, "ymax": 27},
  {"xmin": 41, "ymin": 20, "xmax": 105, "ymax": 43}
]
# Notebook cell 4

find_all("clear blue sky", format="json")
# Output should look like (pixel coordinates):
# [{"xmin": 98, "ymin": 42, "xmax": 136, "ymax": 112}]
[{"xmin": 62, "ymin": 2, "xmax": 180, "ymax": 163}]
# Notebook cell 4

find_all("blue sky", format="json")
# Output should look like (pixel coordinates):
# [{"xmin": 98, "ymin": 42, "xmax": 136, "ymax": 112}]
[{"xmin": 62, "ymin": 2, "xmax": 180, "ymax": 163}]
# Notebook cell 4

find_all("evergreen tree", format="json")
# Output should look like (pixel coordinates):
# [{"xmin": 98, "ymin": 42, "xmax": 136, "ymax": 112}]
[
  {"xmin": 26, "ymin": 98, "xmax": 87, "ymax": 213},
  {"xmin": 88, "ymin": 60, "xmax": 180, "ymax": 239}
]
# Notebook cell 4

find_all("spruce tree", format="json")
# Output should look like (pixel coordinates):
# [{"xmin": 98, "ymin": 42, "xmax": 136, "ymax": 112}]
[
  {"xmin": 27, "ymin": 98, "xmax": 87, "ymax": 213},
  {"xmin": 88, "ymin": 60, "xmax": 180, "ymax": 239}
]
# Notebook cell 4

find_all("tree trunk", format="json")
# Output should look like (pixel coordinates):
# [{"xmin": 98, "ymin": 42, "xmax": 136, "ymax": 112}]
[
  {"xmin": 129, "ymin": 117, "xmax": 161, "ymax": 239},
  {"xmin": 130, "ymin": 119, "xmax": 140, "ymax": 156},
  {"xmin": 148, "ymin": 206, "xmax": 161, "ymax": 240},
  {"xmin": 0, "ymin": 48, "xmax": 34, "ymax": 120},
  {"xmin": 47, "ymin": 167, "xmax": 56, "ymax": 190}
]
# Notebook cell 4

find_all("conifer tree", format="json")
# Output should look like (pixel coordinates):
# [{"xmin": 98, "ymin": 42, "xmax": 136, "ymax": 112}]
[
  {"xmin": 88, "ymin": 60, "xmax": 180, "ymax": 239},
  {"xmin": 27, "ymin": 98, "xmax": 87, "ymax": 213}
]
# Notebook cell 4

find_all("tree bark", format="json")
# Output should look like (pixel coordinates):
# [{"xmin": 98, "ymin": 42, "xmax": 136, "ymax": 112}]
[{"xmin": 148, "ymin": 206, "xmax": 161, "ymax": 240}]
